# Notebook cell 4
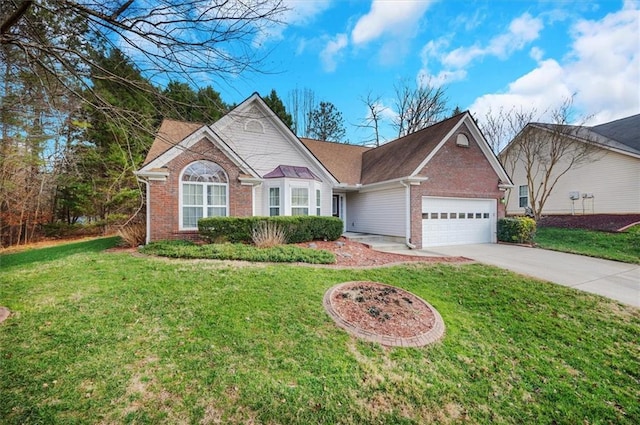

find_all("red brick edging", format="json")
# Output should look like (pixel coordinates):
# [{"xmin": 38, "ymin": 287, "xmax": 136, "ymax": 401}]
[{"xmin": 323, "ymin": 282, "xmax": 445, "ymax": 347}]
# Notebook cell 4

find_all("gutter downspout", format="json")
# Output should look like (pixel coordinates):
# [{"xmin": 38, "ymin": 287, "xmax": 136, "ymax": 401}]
[
  {"xmin": 136, "ymin": 176, "xmax": 151, "ymax": 245},
  {"xmin": 399, "ymin": 180, "xmax": 416, "ymax": 249}
]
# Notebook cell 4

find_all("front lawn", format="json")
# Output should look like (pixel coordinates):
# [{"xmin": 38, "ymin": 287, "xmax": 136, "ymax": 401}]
[
  {"xmin": 1, "ymin": 239, "xmax": 638, "ymax": 424},
  {"xmin": 535, "ymin": 226, "xmax": 640, "ymax": 264}
]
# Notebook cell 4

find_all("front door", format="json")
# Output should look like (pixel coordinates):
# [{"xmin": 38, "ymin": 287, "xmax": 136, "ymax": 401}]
[{"xmin": 332, "ymin": 195, "xmax": 340, "ymax": 218}]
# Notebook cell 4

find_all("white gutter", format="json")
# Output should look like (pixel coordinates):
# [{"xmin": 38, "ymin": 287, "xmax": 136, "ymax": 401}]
[
  {"xmin": 399, "ymin": 180, "xmax": 417, "ymax": 250},
  {"xmin": 135, "ymin": 175, "xmax": 151, "ymax": 245}
]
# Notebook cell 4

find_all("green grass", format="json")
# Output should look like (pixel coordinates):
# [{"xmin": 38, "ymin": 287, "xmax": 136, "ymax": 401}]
[
  {"xmin": 1, "ymin": 240, "xmax": 638, "ymax": 424},
  {"xmin": 140, "ymin": 240, "xmax": 336, "ymax": 264},
  {"xmin": 535, "ymin": 226, "xmax": 640, "ymax": 264}
]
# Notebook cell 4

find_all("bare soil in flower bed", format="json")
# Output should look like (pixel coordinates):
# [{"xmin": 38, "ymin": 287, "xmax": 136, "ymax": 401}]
[
  {"xmin": 538, "ymin": 214, "xmax": 640, "ymax": 232},
  {"xmin": 330, "ymin": 282, "xmax": 436, "ymax": 338}
]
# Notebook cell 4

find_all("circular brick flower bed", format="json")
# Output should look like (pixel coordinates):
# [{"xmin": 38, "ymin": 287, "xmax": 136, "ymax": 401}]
[{"xmin": 323, "ymin": 281, "xmax": 445, "ymax": 347}]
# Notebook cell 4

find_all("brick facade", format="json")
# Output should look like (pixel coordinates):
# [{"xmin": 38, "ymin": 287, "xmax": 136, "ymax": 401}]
[
  {"xmin": 408, "ymin": 124, "xmax": 506, "ymax": 248},
  {"xmin": 147, "ymin": 138, "xmax": 253, "ymax": 242}
]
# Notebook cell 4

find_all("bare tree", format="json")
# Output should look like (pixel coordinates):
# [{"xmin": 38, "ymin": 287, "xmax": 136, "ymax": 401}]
[
  {"xmin": 392, "ymin": 76, "xmax": 448, "ymax": 138},
  {"xmin": 1, "ymin": 0, "xmax": 286, "ymax": 131},
  {"xmin": 479, "ymin": 106, "xmax": 538, "ymax": 155},
  {"xmin": 357, "ymin": 92, "xmax": 384, "ymax": 147},
  {"xmin": 500, "ymin": 98, "xmax": 601, "ymax": 220},
  {"xmin": 287, "ymin": 87, "xmax": 316, "ymax": 137}
]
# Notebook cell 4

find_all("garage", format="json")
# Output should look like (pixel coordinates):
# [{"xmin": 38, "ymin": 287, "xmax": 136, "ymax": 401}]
[{"xmin": 422, "ymin": 197, "xmax": 496, "ymax": 247}]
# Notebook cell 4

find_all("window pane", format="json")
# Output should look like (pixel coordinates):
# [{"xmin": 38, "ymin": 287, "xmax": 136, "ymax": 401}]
[
  {"xmin": 291, "ymin": 207, "xmax": 309, "ymax": 216},
  {"xmin": 269, "ymin": 207, "xmax": 280, "ymax": 216},
  {"xmin": 450, "ymin": 213, "xmax": 457, "ymax": 219},
  {"xmin": 316, "ymin": 189, "xmax": 321, "ymax": 207},
  {"xmin": 207, "ymin": 185, "xmax": 226, "ymax": 206},
  {"xmin": 483, "ymin": 213, "xmax": 490, "ymax": 219},
  {"xmin": 269, "ymin": 187, "xmax": 280, "ymax": 206},
  {"xmin": 207, "ymin": 207, "xmax": 226, "ymax": 217},
  {"xmin": 183, "ymin": 161, "xmax": 227, "ymax": 183},
  {"xmin": 291, "ymin": 187, "xmax": 309, "ymax": 206},
  {"xmin": 430, "ymin": 212, "xmax": 438, "ymax": 219},
  {"xmin": 440, "ymin": 212, "xmax": 448, "ymax": 219},
  {"xmin": 459, "ymin": 212, "xmax": 465, "ymax": 219},
  {"xmin": 183, "ymin": 184, "xmax": 202, "ymax": 205},
  {"xmin": 183, "ymin": 206, "xmax": 202, "ymax": 227},
  {"xmin": 467, "ymin": 213, "xmax": 474, "ymax": 219}
]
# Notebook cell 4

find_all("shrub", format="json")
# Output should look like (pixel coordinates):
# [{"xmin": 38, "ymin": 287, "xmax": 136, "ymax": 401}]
[
  {"xmin": 198, "ymin": 216, "xmax": 343, "ymax": 244},
  {"xmin": 498, "ymin": 217, "xmax": 536, "ymax": 244},
  {"xmin": 117, "ymin": 223, "xmax": 146, "ymax": 247},
  {"xmin": 251, "ymin": 221, "xmax": 287, "ymax": 248},
  {"xmin": 140, "ymin": 240, "xmax": 336, "ymax": 264}
]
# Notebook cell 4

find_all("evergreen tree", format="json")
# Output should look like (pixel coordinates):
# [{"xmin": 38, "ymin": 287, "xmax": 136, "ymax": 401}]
[
  {"xmin": 307, "ymin": 101, "xmax": 346, "ymax": 142},
  {"xmin": 263, "ymin": 89, "xmax": 293, "ymax": 129}
]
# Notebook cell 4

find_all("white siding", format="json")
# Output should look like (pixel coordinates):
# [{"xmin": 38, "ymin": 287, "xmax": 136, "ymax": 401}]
[
  {"xmin": 505, "ymin": 149, "xmax": 640, "ymax": 215},
  {"xmin": 215, "ymin": 105, "xmax": 328, "ymax": 179},
  {"xmin": 346, "ymin": 187, "xmax": 405, "ymax": 237}
]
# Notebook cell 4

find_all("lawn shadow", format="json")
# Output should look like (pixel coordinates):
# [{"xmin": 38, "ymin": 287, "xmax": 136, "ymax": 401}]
[{"xmin": 0, "ymin": 237, "xmax": 120, "ymax": 270}]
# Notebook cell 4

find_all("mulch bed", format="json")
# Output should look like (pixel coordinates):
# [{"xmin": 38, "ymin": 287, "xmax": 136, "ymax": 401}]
[
  {"xmin": 296, "ymin": 238, "xmax": 469, "ymax": 267},
  {"xmin": 538, "ymin": 214, "xmax": 640, "ymax": 232}
]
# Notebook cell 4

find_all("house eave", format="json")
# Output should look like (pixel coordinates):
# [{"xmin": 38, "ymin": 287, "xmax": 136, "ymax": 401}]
[
  {"xmin": 134, "ymin": 169, "xmax": 169, "ymax": 181},
  {"xmin": 357, "ymin": 176, "xmax": 429, "ymax": 192}
]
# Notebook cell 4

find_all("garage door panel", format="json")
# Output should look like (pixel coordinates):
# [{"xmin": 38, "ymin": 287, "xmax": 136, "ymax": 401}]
[{"xmin": 422, "ymin": 197, "xmax": 495, "ymax": 247}]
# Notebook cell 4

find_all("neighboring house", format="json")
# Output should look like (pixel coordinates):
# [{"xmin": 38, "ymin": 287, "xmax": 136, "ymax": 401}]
[
  {"xmin": 500, "ymin": 114, "xmax": 640, "ymax": 216},
  {"xmin": 136, "ymin": 93, "xmax": 512, "ymax": 248}
]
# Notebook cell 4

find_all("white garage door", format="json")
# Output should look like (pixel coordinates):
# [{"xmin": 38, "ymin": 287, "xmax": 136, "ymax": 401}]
[{"xmin": 422, "ymin": 197, "xmax": 496, "ymax": 247}]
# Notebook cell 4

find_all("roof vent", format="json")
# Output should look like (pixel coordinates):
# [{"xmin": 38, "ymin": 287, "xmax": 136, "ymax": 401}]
[{"xmin": 456, "ymin": 133, "xmax": 469, "ymax": 147}]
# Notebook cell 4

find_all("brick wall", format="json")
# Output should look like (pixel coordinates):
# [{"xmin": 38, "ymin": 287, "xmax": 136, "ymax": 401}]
[
  {"xmin": 409, "ymin": 123, "xmax": 506, "ymax": 248},
  {"xmin": 148, "ymin": 137, "xmax": 253, "ymax": 241}
]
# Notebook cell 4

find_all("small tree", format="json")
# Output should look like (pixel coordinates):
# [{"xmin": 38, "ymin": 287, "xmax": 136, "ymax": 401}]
[
  {"xmin": 306, "ymin": 101, "xmax": 346, "ymax": 142},
  {"xmin": 393, "ymin": 76, "xmax": 448, "ymax": 138},
  {"xmin": 358, "ymin": 92, "xmax": 385, "ymax": 147},
  {"xmin": 500, "ymin": 99, "xmax": 601, "ymax": 220}
]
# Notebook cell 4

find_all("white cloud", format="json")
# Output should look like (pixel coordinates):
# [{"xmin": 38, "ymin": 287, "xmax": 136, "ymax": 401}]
[
  {"xmin": 351, "ymin": 0, "xmax": 435, "ymax": 45},
  {"xmin": 529, "ymin": 46, "xmax": 544, "ymax": 61},
  {"xmin": 470, "ymin": 3, "xmax": 640, "ymax": 128},
  {"xmin": 320, "ymin": 33, "xmax": 348, "ymax": 72},
  {"xmin": 441, "ymin": 13, "xmax": 543, "ymax": 68}
]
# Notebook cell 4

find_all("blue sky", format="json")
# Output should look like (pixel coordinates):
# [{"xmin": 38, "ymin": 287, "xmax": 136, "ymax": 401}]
[{"xmin": 216, "ymin": 0, "xmax": 639, "ymax": 146}]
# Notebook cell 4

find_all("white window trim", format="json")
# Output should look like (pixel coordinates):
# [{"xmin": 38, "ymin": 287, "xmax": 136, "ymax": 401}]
[{"xmin": 179, "ymin": 161, "xmax": 229, "ymax": 230}]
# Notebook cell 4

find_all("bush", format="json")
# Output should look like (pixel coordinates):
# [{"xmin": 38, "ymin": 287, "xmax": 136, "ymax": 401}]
[
  {"xmin": 117, "ymin": 223, "xmax": 146, "ymax": 247},
  {"xmin": 198, "ymin": 216, "xmax": 343, "ymax": 244},
  {"xmin": 251, "ymin": 221, "xmax": 287, "ymax": 248},
  {"xmin": 140, "ymin": 240, "xmax": 336, "ymax": 264},
  {"xmin": 498, "ymin": 217, "xmax": 537, "ymax": 244}
]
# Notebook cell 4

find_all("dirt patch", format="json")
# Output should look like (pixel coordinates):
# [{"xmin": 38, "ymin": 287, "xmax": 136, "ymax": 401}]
[{"xmin": 0, "ymin": 307, "xmax": 10, "ymax": 323}]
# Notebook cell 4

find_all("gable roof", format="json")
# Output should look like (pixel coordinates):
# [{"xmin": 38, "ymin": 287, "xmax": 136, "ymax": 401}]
[
  {"xmin": 143, "ymin": 119, "xmax": 203, "ymax": 166},
  {"xmin": 502, "ymin": 114, "xmax": 640, "ymax": 159},
  {"xmin": 360, "ymin": 113, "xmax": 464, "ymax": 185},
  {"xmin": 590, "ymin": 114, "xmax": 640, "ymax": 155},
  {"xmin": 299, "ymin": 138, "xmax": 371, "ymax": 185}
]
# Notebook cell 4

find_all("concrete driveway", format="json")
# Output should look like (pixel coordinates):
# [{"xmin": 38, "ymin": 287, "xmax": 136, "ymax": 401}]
[{"xmin": 425, "ymin": 244, "xmax": 640, "ymax": 308}]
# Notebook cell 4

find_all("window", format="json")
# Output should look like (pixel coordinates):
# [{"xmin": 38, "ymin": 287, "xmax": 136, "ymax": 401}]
[
  {"xmin": 291, "ymin": 187, "xmax": 309, "ymax": 216},
  {"xmin": 316, "ymin": 189, "xmax": 321, "ymax": 216},
  {"xmin": 519, "ymin": 185, "xmax": 528, "ymax": 208},
  {"xmin": 269, "ymin": 187, "xmax": 280, "ymax": 216},
  {"xmin": 181, "ymin": 161, "xmax": 227, "ymax": 228}
]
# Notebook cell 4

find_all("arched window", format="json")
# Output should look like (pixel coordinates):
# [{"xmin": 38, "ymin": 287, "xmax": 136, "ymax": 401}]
[{"xmin": 180, "ymin": 161, "xmax": 228, "ymax": 229}]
